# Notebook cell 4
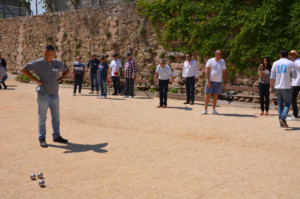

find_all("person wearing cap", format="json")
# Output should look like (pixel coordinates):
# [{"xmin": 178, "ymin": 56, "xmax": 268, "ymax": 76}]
[
  {"xmin": 0, "ymin": 64, "xmax": 8, "ymax": 89},
  {"xmin": 0, "ymin": 53, "xmax": 7, "ymax": 71},
  {"xmin": 109, "ymin": 53, "xmax": 123, "ymax": 95},
  {"xmin": 87, "ymin": 53, "xmax": 100, "ymax": 94},
  {"xmin": 182, "ymin": 53, "xmax": 198, "ymax": 105},
  {"xmin": 97, "ymin": 57, "xmax": 110, "ymax": 99},
  {"xmin": 154, "ymin": 59, "xmax": 174, "ymax": 108},
  {"xmin": 202, "ymin": 50, "xmax": 226, "ymax": 115},
  {"xmin": 287, "ymin": 50, "xmax": 300, "ymax": 121},
  {"xmin": 123, "ymin": 53, "xmax": 136, "ymax": 98},
  {"xmin": 72, "ymin": 56, "xmax": 85, "ymax": 96},
  {"xmin": 270, "ymin": 49, "xmax": 297, "ymax": 128}
]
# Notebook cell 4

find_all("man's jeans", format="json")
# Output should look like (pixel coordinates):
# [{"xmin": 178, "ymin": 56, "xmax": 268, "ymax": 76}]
[
  {"xmin": 37, "ymin": 93, "xmax": 60, "ymax": 140},
  {"xmin": 112, "ymin": 76, "xmax": 121, "ymax": 94},
  {"xmin": 159, "ymin": 79, "xmax": 169, "ymax": 106},
  {"xmin": 276, "ymin": 89, "xmax": 291, "ymax": 120},
  {"xmin": 291, "ymin": 86, "xmax": 300, "ymax": 118},
  {"xmin": 90, "ymin": 73, "xmax": 99, "ymax": 92},
  {"xmin": 124, "ymin": 78, "xmax": 134, "ymax": 97},
  {"xmin": 99, "ymin": 79, "xmax": 107, "ymax": 97},
  {"xmin": 185, "ymin": 77, "xmax": 195, "ymax": 103}
]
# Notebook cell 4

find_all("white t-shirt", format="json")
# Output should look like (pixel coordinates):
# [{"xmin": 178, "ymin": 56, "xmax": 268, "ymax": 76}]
[
  {"xmin": 109, "ymin": 59, "xmax": 123, "ymax": 77},
  {"xmin": 291, "ymin": 58, "xmax": 300, "ymax": 86},
  {"xmin": 270, "ymin": 58, "xmax": 296, "ymax": 89},
  {"xmin": 206, "ymin": 58, "xmax": 226, "ymax": 82}
]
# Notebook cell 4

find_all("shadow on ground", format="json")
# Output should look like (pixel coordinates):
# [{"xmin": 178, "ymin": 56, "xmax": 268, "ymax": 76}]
[
  {"xmin": 167, "ymin": 106, "xmax": 193, "ymax": 111},
  {"xmin": 48, "ymin": 142, "xmax": 108, "ymax": 153},
  {"xmin": 219, "ymin": 113, "xmax": 257, "ymax": 118},
  {"xmin": 134, "ymin": 96, "xmax": 153, "ymax": 99}
]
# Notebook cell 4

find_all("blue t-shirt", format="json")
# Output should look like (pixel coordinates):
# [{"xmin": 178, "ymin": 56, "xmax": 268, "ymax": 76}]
[
  {"xmin": 73, "ymin": 61, "xmax": 85, "ymax": 75},
  {"xmin": 98, "ymin": 63, "xmax": 109, "ymax": 80}
]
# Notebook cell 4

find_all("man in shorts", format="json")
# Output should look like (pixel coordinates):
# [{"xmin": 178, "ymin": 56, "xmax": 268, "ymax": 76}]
[
  {"xmin": 21, "ymin": 45, "xmax": 70, "ymax": 147},
  {"xmin": 202, "ymin": 50, "xmax": 226, "ymax": 115}
]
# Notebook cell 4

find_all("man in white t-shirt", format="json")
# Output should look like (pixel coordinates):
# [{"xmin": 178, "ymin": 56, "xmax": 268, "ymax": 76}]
[
  {"xmin": 270, "ymin": 49, "xmax": 297, "ymax": 127},
  {"xmin": 182, "ymin": 53, "xmax": 198, "ymax": 105},
  {"xmin": 202, "ymin": 50, "xmax": 226, "ymax": 115},
  {"xmin": 287, "ymin": 50, "xmax": 300, "ymax": 121},
  {"xmin": 109, "ymin": 53, "xmax": 123, "ymax": 95}
]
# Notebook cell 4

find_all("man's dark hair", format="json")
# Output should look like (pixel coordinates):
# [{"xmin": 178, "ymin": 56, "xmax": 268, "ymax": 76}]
[
  {"xmin": 45, "ymin": 45, "xmax": 55, "ymax": 51},
  {"xmin": 187, "ymin": 53, "xmax": 192, "ymax": 57},
  {"xmin": 280, "ymin": 49, "xmax": 288, "ymax": 58}
]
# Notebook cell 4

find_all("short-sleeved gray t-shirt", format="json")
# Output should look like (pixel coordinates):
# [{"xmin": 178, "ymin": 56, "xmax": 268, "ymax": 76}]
[{"xmin": 24, "ymin": 58, "xmax": 68, "ymax": 96}]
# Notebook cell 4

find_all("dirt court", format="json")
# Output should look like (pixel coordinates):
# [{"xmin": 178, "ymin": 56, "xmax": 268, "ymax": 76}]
[{"xmin": 0, "ymin": 76, "xmax": 300, "ymax": 199}]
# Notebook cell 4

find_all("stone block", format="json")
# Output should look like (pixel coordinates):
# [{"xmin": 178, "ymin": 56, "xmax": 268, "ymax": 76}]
[
  {"xmin": 171, "ymin": 63, "xmax": 183, "ymax": 70},
  {"xmin": 173, "ymin": 70, "xmax": 182, "ymax": 77}
]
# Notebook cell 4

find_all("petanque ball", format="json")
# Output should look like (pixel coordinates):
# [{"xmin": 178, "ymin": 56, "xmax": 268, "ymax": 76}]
[
  {"xmin": 39, "ymin": 180, "xmax": 45, "ymax": 187},
  {"xmin": 30, "ymin": 174, "xmax": 36, "ymax": 180},
  {"xmin": 37, "ymin": 173, "xmax": 43, "ymax": 179}
]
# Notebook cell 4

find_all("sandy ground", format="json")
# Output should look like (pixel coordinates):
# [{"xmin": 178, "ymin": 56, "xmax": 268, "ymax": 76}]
[{"xmin": 0, "ymin": 76, "xmax": 300, "ymax": 199}]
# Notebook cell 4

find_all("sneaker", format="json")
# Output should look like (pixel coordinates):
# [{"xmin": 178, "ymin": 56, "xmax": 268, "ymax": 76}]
[
  {"xmin": 122, "ymin": 95, "xmax": 128, "ymax": 98},
  {"xmin": 201, "ymin": 110, "xmax": 208, "ymax": 115},
  {"xmin": 129, "ymin": 96, "xmax": 134, "ymax": 99},
  {"xmin": 287, "ymin": 115, "xmax": 298, "ymax": 121},
  {"xmin": 212, "ymin": 110, "xmax": 219, "ymax": 115},
  {"xmin": 79, "ymin": 93, "xmax": 82, "ymax": 96},
  {"xmin": 89, "ymin": 91, "xmax": 94, "ymax": 94},
  {"xmin": 53, "ymin": 136, "xmax": 68, "ymax": 143},
  {"xmin": 264, "ymin": 112, "xmax": 268, "ymax": 116},
  {"xmin": 279, "ymin": 119, "xmax": 288, "ymax": 128},
  {"xmin": 260, "ymin": 112, "xmax": 263, "ymax": 116},
  {"xmin": 101, "ymin": 96, "xmax": 105, "ymax": 99},
  {"xmin": 97, "ymin": 95, "xmax": 102, "ymax": 99},
  {"xmin": 73, "ymin": 93, "xmax": 76, "ymax": 96},
  {"xmin": 39, "ymin": 139, "xmax": 48, "ymax": 148}
]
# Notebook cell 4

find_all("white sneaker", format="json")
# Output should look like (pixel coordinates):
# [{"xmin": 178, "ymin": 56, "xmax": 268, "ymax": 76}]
[
  {"xmin": 212, "ymin": 110, "xmax": 219, "ymax": 115},
  {"xmin": 129, "ymin": 96, "xmax": 134, "ymax": 99},
  {"xmin": 101, "ymin": 96, "xmax": 105, "ymax": 99},
  {"xmin": 201, "ymin": 110, "xmax": 207, "ymax": 115},
  {"xmin": 122, "ymin": 95, "xmax": 128, "ymax": 98},
  {"xmin": 97, "ymin": 95, "xmax": 102, "ymax": 99},
  {"xmin": 287, "ymin": 115, "xmax": 298, "ymax": 121}
]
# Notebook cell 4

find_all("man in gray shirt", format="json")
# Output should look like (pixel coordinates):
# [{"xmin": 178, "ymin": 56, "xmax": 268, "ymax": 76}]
[{"xmin": 21, "ymin": 45, "xmax": 70, "ymax": 147}]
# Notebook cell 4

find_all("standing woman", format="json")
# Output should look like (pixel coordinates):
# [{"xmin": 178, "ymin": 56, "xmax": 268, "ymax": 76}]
[{"xmin": 258, "ymin": 57, "xmax": 272, "ymax": 116}]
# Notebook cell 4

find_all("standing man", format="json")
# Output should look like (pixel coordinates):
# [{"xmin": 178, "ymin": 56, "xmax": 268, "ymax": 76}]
[
  {"xmin": 123, "ymin": 53, "xmax": 136, "ymax": 98},
  {"xmin": 87, "ymin": 53, "xmax": 100, "ymax": 94},
  {"xmin": 20, "ymin": 45, "xmax": 70, "ymax": 147},
  {"xmin": 154, "ymin": 59, "xmax": 174, "ymax": 108},
  {"xmin": 0, "ymin": 53, "xmax": 7, "ymax": 71},
  {"xmin": 202, "ymin": 50, "xmax": 226, "ymax": 115},
  {"xmin": 109, "ymin": 53, "xmax": 122, "ymax": 95},
  {"xmin": 182, "ymin": 53, "xmax": 198, "ymax": 105},
  {"xmin": 72, "ymin": 56, "xmax": 85, "ymax": 96},
  {"xmin": 270, "ymin": 49, "xmax": 296, "ymax": 127}
]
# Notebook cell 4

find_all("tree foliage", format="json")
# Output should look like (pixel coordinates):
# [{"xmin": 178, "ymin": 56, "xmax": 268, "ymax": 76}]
[{"xmin": 137, "ymin": 0, "xmax": 300, "ymax": 73}]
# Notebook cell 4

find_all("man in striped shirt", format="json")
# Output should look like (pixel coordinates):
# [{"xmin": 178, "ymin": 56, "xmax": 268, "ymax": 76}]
[{"xmin": 123, "ymin": 53, "xmax": 136, "ymax": 98}]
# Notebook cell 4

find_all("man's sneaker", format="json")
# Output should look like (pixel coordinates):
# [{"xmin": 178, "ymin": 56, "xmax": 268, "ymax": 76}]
[
  {"xmin": 89, "ymin": 91, "xmax": 94, "ymax": 94},
  {"xmin": 53, "ymin": 136, "xmax": 68, "ymax": 143},
  {"xmin": 122, "ymin": 95, "xmax": 128, "ymax": 98},
  {"xmin": 279, "ymin": 119, "xmax": 288, "ymax": 128},
  {"xmin": 73, "ymin": 93, "xmax": 76, "ymax": 96},
  {"xmin": 129, "ymin": 96, "xmax": 134, "ymax": 99},
  {"xmin": 212, "ymin": 110, "xmax": 219, "ymax": 115},
  {"xmin": 79, "ymin": 92, "xmax": 82, "ymax": 96},
  {"xmin": 287, "ymin": 115, "xmax": 298, "ymax": 121},
  {"xmin": 201, "ymin": 110, "xmax": 208, "ymax": 115},
  {"xmin": 101, "ymin": 96, "xmax": 105, "ymax": 99},
  {"xmin": 39, "ymin": 139, "xmax": 48, "ymax": 148}
]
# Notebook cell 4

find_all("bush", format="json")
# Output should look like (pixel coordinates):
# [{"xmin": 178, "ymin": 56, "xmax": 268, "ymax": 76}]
[
  {"xmin": 168, "ymin": 88, "xmax": 178, "ymax": 93},
  {"xmin": 148, "ymin": 88, "xmax": 156, "ymax": 93}
]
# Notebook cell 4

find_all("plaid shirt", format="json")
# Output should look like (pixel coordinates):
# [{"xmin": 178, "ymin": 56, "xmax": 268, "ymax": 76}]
[{"xmin": 124, "ymin": 58, "xmax": 136, "ymax": 78}]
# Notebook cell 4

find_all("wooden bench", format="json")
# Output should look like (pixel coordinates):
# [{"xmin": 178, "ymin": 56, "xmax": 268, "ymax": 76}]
[{"xmin": 226, "ymin": 86, "xmax": 277, "ymax": 104}]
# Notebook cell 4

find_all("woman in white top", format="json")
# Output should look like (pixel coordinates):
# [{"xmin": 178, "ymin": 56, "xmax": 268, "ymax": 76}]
[{"xmin": 258, "ymin": 57, "xmax": 271, "ymax": 116}]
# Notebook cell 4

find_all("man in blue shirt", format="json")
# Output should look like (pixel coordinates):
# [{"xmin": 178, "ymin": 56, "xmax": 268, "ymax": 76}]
[
  {"xmin": 97, "ymin": 57, "xmax": 109, "ymax": 99},
  {"xmin": 21, "ymin": 45, "xmax": 70, "ymax": 148},
  {"xmin": 87, "ymin": 53, "xmax": 100, "ymax": 94},
  {"xmin": 72, "ymin": 56, "xmax": 85, "ymax": 95}
]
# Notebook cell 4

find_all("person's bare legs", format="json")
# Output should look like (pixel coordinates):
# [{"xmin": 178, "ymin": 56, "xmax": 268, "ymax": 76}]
[
  {"xmin": 204, "ymin": 93, "xmax": 211, "ymax": 111},
  {"xmin": 212, "ymin": 94, "xmax": 218, "ymax": 110}
]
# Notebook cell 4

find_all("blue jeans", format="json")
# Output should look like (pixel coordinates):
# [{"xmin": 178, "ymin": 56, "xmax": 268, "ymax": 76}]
[
  {"xmin": 276, "ymin": 89, "xmax": 291, "ymax": 120},
  {"xmin": 37, "ymin": 93, "xmax": 60, "ymax": 140},
  {"xmin": 185, "ymin": 77, "xmax": 195, "ymax": 102},
  {"xmin": 0, "ymin": 75, "xmax": 7, "ymax": 88},
  {"xmin": 99, "ymin": 79, "xmax": 107, "ymax": 96},
  {"xmin": 90, "ymin": 73, "xmax": 99, "ymax": 92}
]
